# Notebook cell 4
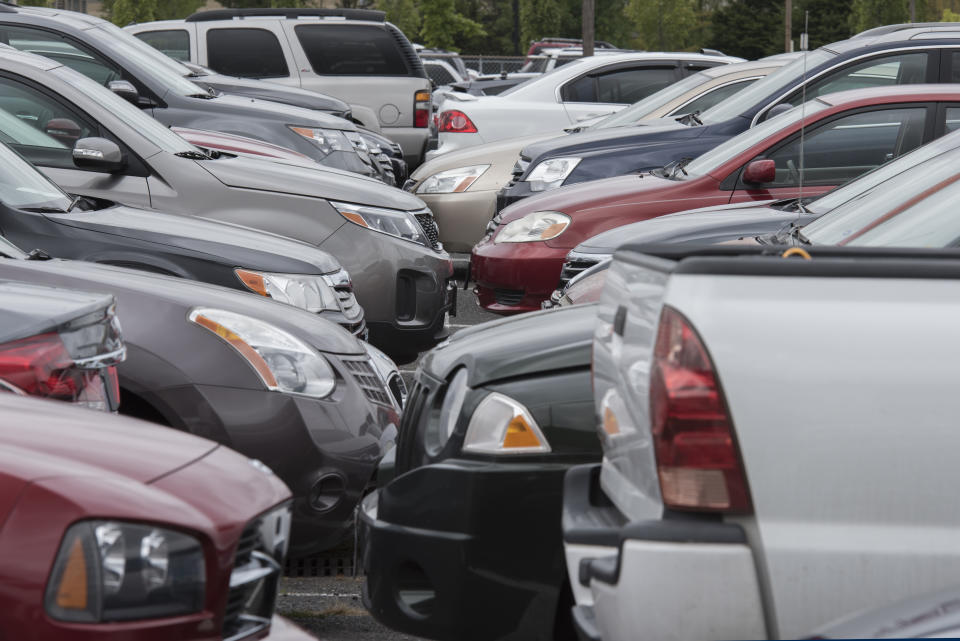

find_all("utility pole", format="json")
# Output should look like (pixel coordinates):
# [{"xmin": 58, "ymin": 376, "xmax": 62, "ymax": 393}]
[
  {"xmin": 785, "ymin": 0, "xmax": 792, "ymax": 52},
  {"xmin": 582, "ymin": 0, "xmax": 595, "ymax": 56},
  {"xmin": 512, "ymin": 0, "xmax": 520, "ymax": 55},
  {"xmin": 909, "ymin": 0, "xmax": 916, "ymax": 22}
]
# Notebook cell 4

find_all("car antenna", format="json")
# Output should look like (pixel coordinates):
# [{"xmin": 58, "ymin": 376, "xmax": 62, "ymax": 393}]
[{"xmin": 795, "ymin": 11, "xmax": 809, "ymax": 223}]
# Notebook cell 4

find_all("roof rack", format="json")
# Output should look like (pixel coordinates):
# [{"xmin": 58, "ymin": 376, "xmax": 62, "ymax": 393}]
[
  {"xmin": 185, "ymin": 8, "xmax": 385, "ymax": 23},
  {"xmin": 854, "ymin": 22, "xmax": 960, "ymax": 38}
]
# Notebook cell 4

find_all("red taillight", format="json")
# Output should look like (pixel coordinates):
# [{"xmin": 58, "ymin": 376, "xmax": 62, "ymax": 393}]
[
  {"xmin": 650, "ymin": 306, "xmax": 751, "ymax": 513},
  {"xmin": 438, "ymin": 109, "xmax": 477, "ymax": 133},
  {"xmin": 415, "ymin": 90, "xmax": 431, "ymax": 128},
  {"xmin": 0, "ymin": 332, "xmax": 109, "ymax": 409}
]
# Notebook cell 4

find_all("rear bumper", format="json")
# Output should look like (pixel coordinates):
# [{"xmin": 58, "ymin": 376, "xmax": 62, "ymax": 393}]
[
  {"xmin": 419, "ymin": 190, "xmax": 498, "ymax": 253},
  {"xmin": 471, "ymin": 239, "xmax": 567, "ymax": 314},
  {"xmin": 360, "ymin": 458, "xmax": 576, "ymax": 641}
]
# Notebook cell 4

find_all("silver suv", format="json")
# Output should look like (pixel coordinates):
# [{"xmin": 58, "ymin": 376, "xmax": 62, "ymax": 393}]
[{"xmin": 126, "ymin": 9, "xmax": 433, "ymax": 166}]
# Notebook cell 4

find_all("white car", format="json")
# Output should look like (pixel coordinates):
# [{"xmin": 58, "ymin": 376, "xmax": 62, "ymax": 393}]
[{"xmin": 432, "ymin": 51, "xmax": 743, "ymax": 157}]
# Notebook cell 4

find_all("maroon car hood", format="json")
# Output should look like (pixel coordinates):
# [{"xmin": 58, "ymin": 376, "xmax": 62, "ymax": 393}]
[{"xmin": 0, "ymin": 395, "xmax": 217, "ymax": 485}]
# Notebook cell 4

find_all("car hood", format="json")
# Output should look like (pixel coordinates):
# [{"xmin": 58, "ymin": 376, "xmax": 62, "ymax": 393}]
[
  {"xmin": 173, "ymin": 127, "xmax": 314, "ymax": 162},
  {"xmin": 520, "ymin": 118, "xmax": 696, "ymax": 160},
  {"xmin": 48, "ymin": 203, "xmax": 341, "ymax": 274},
  {"xmin": 422, "ymin": 304, "xmax": 596, "ymax": 386},
  {"xmin": 208, "ymin": 94, "xmax": 354, "ymax": 131},
  {"xmin": 198, "ymin": 73, "xmax": 350, "ymax": 115},
  {"xmin": 577, "ymin": 202, "xmax": 801, "ymax": 252},
  {"xmin": 412, "ymin": 133, "xmax": 558, "ymax": 179},
  {"xmin": 0, "ymin": 280, "xmax": 113, "ymax": 344},
  {"xmin": 0, "ymin": 258, "xmax": 365, "ymax": 355},
  {"xmin": 196, "ymin": 155, "xmax": 427, "ymax": 210},
  {"xmin": 0, "ymin": 394, "xmax": 218, "ymax": 484}
]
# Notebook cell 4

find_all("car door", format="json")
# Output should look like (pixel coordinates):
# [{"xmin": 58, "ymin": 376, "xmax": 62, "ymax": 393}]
[
  {"xmin": 560, "ymin": 62, "xmax": 681, "ymax": 124},
  {"xmin": 195, "ymin": 23, "xmax": 300, "ymax": 87},
  {"xmin": 0, "ymin": 73, "xmax": 151, "ymax": 208},
  {"xmin": 728, "ymin": 104, "xmax": 932, "ymax": 203}
]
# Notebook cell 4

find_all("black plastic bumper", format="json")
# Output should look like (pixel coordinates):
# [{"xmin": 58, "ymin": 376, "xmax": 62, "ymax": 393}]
[
  {"xmin": 360, "ymin": 458, "xmax": 576, "ymax": 641},
  {"xmin": 367, "ymin": 279, "xmax": 456, "ymax": 362},
  {"xmin": 495, "ymin": 180, "xmax": 536, "ymax": 213}
]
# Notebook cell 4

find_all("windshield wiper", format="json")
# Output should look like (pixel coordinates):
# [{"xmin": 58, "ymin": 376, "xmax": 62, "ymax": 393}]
[
  {"xmin": 175, "ymin": 150, "xmax": 211, "ymax": 160},
  {"xmin": 25, "ymin": 248, "xmax": 52, "ymax": 261},
  {"xmin": 789, "ymin": 224, "xmax": 811, "ymax": 245},
  {"xmin": 668, "ymin": 157, "xmax": 693, "ymax": 179},
  {"xmin": 677, "ymin": 110, "xmax": 703, "ymax": 126}
]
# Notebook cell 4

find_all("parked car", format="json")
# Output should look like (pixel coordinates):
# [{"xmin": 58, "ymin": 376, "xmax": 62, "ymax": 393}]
[
  {"xmin": 497, "ymin": 28, "xmax": 960, "ymax": 209},
  {"xmin": 0, "ymin": 136, "xmax": 366, "ymax": 335},
  {"xmin": 0, "ymin": 46, "xmax": 453, "ymax": 361},
  {"xmin": 410, "ymin": 58, "xmax": 793, "ymax": 252},
  {"xmin": 518, "ymin": 47, "xmax": 633, "ymax": 74},
  {"xmin": 0, "ymin": 233, "xmax": 397, "ymax": 557},
  {"xmin": 526, "ymin": 38, "xmax": 618, "ymax": 60},
  {"xmin": 442, "ymin": 73, "xmax": 540, "ymax": 98},
  {"xmin": 568, "ymin": 242, "xmax": 960, "ymax": 640},
  {"xmin": 472, "ymin": 85, "xmax": 960, "ymax": 313},
  {"xmin": 0, "ymin": 7, "xmax": 390, "ymax": 182},
  {"xmin": 0, "ymin": 392, "xmax": 308, "ymax": 640},
  {"xmin": 0, "ymin": 281, "xmax": 122, "ymax": 410},
  {"xmin": 810, "ymin": 585, "xmax": 960, "ymax": 638},
  {"xmin": 361, "ymin": 303, "xmax": 600, "ymax": 641},
  {"xmin": 433, "ymin": 51, "xmax": 741, "ymax": 157},
  {"xmin": 125, "ymin": 8, "xmax": 433, "ymax": 166}
]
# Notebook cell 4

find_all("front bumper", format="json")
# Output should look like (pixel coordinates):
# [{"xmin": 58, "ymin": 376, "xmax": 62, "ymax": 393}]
[
  {"xmin": 418, "ymin": 189, "xmax": 498, "ymax": 253},
  {"xmin": 471, "ymin": 238, "xmax": 567, "ymax": 314},
  {"xmin": 360, "ymin": 458, "xmax": 577, "ymax": 641},
  {"xmin": 381, "ymin": 126, "xmax": 431, "ymax": 167},
  {"xmin": 496, "ymin": 179, "xmax": 537, "ymax": 212},
  {"xmin": 137, "ymin": 380, "xmax": 396, "ymax": 557},
  {"xmin": 564, "ymin": 465, "xmax": 767, "ymax": 641}
]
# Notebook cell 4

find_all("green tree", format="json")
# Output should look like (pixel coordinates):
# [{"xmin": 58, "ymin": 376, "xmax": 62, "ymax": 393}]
[
  {"xmin": 708, "ymin": 0, "xmax": 781, "ymax": 58},
  {"xmin": 110, "ymin": 0, "xmax": 158, "ymax": 25},
  {"xmin": 454, "ymin": 0, "xmax": 516, "ymax": 54},
  {"xmin": 848, "ymin": 0, "xmax": 908, "ymax": 33},
  {"xmin": 626, "ymin": 0, "xmax": 699, "ymax": 50},
  {"xmin": 944, "ymin": 6, "xmax": 960, "ymax": 19},
  {"xmin": 16, "ymin": 0, "xmax": 52, "ymax": 6},
  {"xmin": 792, "ymin": 0, "xmax": 853, "ymax": 50},
  {"xmin": 419, "ymin": 0, "xmax": 485, "ymax": 49},
  {"xmin": 378, "ymin": 0, "xmax": 421, "ymax": 40},
  {"xmin": 103, "ymin": 0, "xmax": 205, "ymax": 24},
  {"xmin": 519, "ymin": 0, "xmax": 563, "ymax": 46}
]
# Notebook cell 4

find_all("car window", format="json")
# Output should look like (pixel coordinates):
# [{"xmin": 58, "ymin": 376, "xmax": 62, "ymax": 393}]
[
  {"xmin": 761, "ymin": 107, "xmax": 927, "ymax": 187},
  {"xmin": 945, "ymin": 105, "xmax": 960, "ymax": 133},
  {"xmin": 0, "ymin": 141, "xmax": 72, "ymax": 211},
  {"xmin": 0, "ymin": 25, "xmax": 122, "ymax": 85},
  {"xmin": 135, "ymin": 29, "xmax": 190, "ymax": 62},
  {"xmin": 593, "ymin": 71, "xmax": 711, "ymax": 128},
  {"xmin": 673, "ymin": 78, "xmax": 757, "ymax": 116},
  {"xmin": 595, "ymin": 67, "xmax": 676, "ymax": 104},
  {"xmin": 206, "ymin": 28, "xmax": 289, "ymax": 79},
  {"xmin": 295, "ymin": 24, "xmax": 409, "ymax": 76}
]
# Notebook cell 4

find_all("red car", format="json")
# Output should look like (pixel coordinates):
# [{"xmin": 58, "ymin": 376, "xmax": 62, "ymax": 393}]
[
  {"xmin": 0, "ymin": 392, "xmax": 311, "ymax": 640},
  {"xmin": 472, "ymin": 84, "xmax": 960, "ymax": 313}
]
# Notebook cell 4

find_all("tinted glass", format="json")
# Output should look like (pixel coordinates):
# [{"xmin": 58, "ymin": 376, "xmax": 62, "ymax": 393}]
[
  {"xmin": 594, "ymin": 71, "xmax": 711, "ymax": 128},
  {"xmin": 136, "ymin": 29, "xmax": 190, "ymax": 62},
  {"xmin": 0, "ymin": 25, "xmax": 121, "ymax": 85},
  {"xmin": 561, "ymin": 74, "xmax": 596, "ymax": 102},
  {"xmin": 946, "ymin": 105, "xmax": 960, "ymax": 133},
  {"xmin": 780, "ymin": 52, "xmax": 929, "ymax": 108},
  {"xmin": 675, "ymin": 79, "xmax": 756, "ymax": 116},
  {"xmin": 295, "ymin": 24, "xmax": 409, "ymax": 76},
  {"xmin": 206, "ymin": 28, "xmax": 289, "ymax": 79},
  {"xmin": 762, "ymin": 107, "xmax": 926, "ymax": 186},
  {"xmin": 595, "ymin": 67, "xmax": 676, "ymax": 104},
  {"xmin": 0, "ymin": 140, "xmax": 71, "ymax": 211},
  {"xmin": 842, "ymin": 175, "xmax": 960, "ymax": 246}
]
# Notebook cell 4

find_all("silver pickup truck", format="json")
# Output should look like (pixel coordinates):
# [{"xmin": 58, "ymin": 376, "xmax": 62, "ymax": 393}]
[{"xmin": 564, "ymin": 243, "xmax": 960, "ymax": 640}]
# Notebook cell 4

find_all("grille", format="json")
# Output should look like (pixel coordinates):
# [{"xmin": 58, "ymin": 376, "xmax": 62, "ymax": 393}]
[
  {"xmin": 414, "ymin": 212, "xmax": 442, "ymax": 250},
  {"xmin": 323, "ymin": 270, "xmax": 362, "ymax": 321},
  {"xmin": 342, "ymin": 357, "xmax": 394, "ymax": 407},
  {"xmin": 494, "ymin": 288, "xmax": 524, "ymax": 306},
  {"xmin": 387, "ymin": 372, "xmax": 408, "ymax": 409},
  {"xmin": 559, "ymin": 255, "xmax": 602, "ymax": 287}
]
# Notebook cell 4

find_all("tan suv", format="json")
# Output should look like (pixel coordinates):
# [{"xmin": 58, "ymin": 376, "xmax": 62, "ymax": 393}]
[{"xmin": 126, "ymin": 8, "xmax": 433, "ymax": 166}]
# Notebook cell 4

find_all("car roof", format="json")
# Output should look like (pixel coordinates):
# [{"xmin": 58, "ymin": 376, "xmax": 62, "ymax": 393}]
[
  {"xmin": 0, "ymin": 5, "xmax": 107, "ymax": 30},
  {"xmin": 700, "ymin": 56, "xmax": 794, "ymax": 78},
  {"xmin": 817, "ymin": 83, "xmax": 960, "ymax": 106}
]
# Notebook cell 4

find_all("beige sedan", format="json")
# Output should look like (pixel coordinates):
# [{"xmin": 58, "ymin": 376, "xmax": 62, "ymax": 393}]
[{"xmin": 408, "ymin": 56, "xmax": 796, "ymax": 252}]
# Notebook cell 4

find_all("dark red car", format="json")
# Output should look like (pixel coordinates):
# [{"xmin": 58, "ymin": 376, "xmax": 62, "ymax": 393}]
[
  {"xmin": 0, "ymin": 392, "xmax": 312, "ymax": 640},
  {"xmin": 472, "ymin": 84, "xmax": 960, "ymax": 313}
]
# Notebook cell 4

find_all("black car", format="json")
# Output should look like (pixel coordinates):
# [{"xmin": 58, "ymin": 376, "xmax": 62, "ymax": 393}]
[
  {"xmin": 361, "ymin": 303, "xmax": 600, "ymax": 641},
  {"xmin": 0, "ymin": 5, "xmax": 387, "ymax": 181},
  {"xmin": 0, "ymin": 139, "xmax": 365, "ymax": 335},
  {"xmin": 498, "ymin": 25, "xmax": 960, "ymax": 209},
  {"xmin": 0, "ymin": 233, "xmax": 397, "ymax": 557}
]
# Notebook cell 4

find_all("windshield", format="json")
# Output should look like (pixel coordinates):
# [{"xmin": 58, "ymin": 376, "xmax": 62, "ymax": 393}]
[
  {"xmin": 0, "ymin": 234, "xmax": 27, "ymax": 259},
  {"xmin": 804, "ymin": 147, "xmax": 960, "ymax": 245},
  {"xmin": 51, "ymin": 66, "xmax": 199, "ymax": 155},
  {"xmin": 684, "ymin": 99, "xmax": 828, "ymax": 178},
  {"xmin": 0, "ymin": 142, "xmax": 72, "ymax": 211},
  {"xmin": 592, "ymin": 72, "xmax": 713, "ymax": 129},
  {"xmin": 700, "ymin": 49, "xmax": 834, "ymax": 124},
  {"xmin": 91, "ymin": 24, "xmax": 209, "ymax": 98}
]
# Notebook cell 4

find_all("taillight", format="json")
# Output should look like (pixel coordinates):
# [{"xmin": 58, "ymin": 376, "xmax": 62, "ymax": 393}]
[
  {"xmin": 438, "ymin": 110, "xmax": 477, "ymax": 134},
  {"xmin": 415, "ymin": 90, "xmax": 431, "ymax": 128},
  {"xmin": 649, "ymin": 306, "xmax": 751, "ymax": 513}
]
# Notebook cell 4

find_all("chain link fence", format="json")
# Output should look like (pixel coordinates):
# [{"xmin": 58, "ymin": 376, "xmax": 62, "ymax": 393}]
[{"xmin": 460, "ymin": 55, "xmax": 527, "ymax": 76}]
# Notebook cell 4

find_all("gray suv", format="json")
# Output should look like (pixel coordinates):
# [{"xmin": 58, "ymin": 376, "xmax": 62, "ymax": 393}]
[
  {"xmin": 125, "ymin": 8, "xmax": 433, "ymax": 166},
  {"xmin": 0, "ymin": 47, "xmax": 453, "ymax": 361}
]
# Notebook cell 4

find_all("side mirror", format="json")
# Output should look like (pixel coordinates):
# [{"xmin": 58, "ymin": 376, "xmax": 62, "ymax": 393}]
[
  {"xmin": 73, "ymin": 137, "xmax": 126, "ymax": 173},
  {"xmin": 108, "ymin": 80, "xmax": 139, "ymax": 105},
  {"xmin": 765, "ymin": 103, "xmax": 793, "ymax": 121},
  {"xmin": 44, "ymin": 118, "xmax": 82, "ymax": 146},
  {"xmin": 743, "ymin": 159, "xmax": 776, "ymax": 184}
]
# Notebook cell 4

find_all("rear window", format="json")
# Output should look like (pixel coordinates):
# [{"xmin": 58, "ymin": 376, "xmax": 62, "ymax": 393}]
[
  {"xmin": 295, "ymin": 24, "xmax": 410, "ymax": 76},
  {"xmin": 135, "ymin": 29, "xmax": 190, "ymax": 61},
  {"xmin": 206, "ymin": 28, "xmax": 289, "ymax": 79}
]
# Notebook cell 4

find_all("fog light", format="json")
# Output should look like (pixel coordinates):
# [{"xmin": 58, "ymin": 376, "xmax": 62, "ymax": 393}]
[{"xmin": 309, "ymin": 474, "xmax": 346, "ymax": 513}]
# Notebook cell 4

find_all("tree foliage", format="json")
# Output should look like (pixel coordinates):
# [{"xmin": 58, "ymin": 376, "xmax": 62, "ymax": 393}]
[
  {"xmin": 709, "ymin": 0, "xmax": 781, "ymax": 59},
  {"xmin": 419, "ymin": 0, "xmax": 485, "ymax": 49},
  {"xmin": 627, "ymin": 0, "xmax": 699, "ymax": 51}
]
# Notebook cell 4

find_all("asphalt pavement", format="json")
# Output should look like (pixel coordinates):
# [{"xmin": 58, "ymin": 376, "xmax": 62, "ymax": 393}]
[{"xmin": 278, "ymin": 254, "xmax": 500, "ymax": 640}]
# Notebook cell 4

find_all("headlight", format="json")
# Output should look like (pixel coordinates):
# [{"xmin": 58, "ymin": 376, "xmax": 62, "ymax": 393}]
[
  {"xmin": 189, "ymin": 308, "xmax": 336, "ymax": 398},
  {"xmin": 331, "ymin": 201, "xmax": 428, "ymax": 246},
  {"xmin": 288, "ymin": 126, "xmax": 351, "ymax": 157},
  {"xmin": 425, "ymin": 367, "xmax": 469, "ymax": 454},
  {"xmin": 45, "ymin": 520, "xmax": 205, "ymax": 622},
  {"xmin": 235, "ymin": 269, "xmax": 340, "ymax": 313},
  {"xmin": 462, "ymin": 392, "xmax": 551, "ymax": 455},
  {"xmin": 525, "ymin": 157, "xmax": 581, "ymax": 191},
  {"xmin": 416, "ymin": 164, "xmax": 490, "ymax": 194},
  {"xmin": 495, "ymin": 211, "xmax": 571, "ymax": 244}
]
